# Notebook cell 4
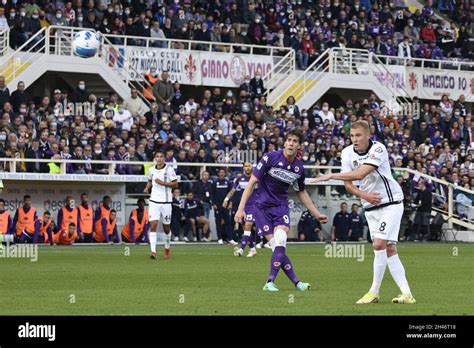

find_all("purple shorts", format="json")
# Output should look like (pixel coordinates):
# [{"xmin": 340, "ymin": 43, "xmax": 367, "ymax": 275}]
[
  {"xmin": 244, "ymin": 205, "xmax": 255, "ymax": 223},
  {"xmin": 254, "ymin": 203, "xmax": 290, "ymax": 237}
]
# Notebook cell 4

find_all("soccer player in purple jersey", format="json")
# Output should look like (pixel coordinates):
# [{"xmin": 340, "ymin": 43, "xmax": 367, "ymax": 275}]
[
  {"xmin": 235, "ymin": 130, "xmax": 328, "ymax": 291},
  {"xmin": 223, "ymin": 162, "xmax": 258, "ymax": 258}
]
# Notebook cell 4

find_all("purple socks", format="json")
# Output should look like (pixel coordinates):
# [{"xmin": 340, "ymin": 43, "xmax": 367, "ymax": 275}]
[{"xmin": 267, "ymin": 246, "xmax": 300, "ymax": 285}]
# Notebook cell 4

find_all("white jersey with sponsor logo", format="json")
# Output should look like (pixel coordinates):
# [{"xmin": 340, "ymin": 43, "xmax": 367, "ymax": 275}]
[
  {"xmin": 341, "ymin": 140, "xmax": 403, "ymax": 210},
  {"xmin": 148, "ymin": 164, "xmax": 178, "ymax": 203}
]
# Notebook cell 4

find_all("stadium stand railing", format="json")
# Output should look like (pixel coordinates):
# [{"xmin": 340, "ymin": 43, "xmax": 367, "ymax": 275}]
[
  {"xmin": 0, "ymin": 158, "xmax": 472, "ymax": 232},
  {"xmin": 0, "ymin": 29, "xmax": 9, "ymax": 57},
  {"xmin": 0, "ymin": 26, "xmax": 294, "ymax": 104},
  {"xmin": 267, "ymin": 47, "xmax": 414, "ymax": 113}
]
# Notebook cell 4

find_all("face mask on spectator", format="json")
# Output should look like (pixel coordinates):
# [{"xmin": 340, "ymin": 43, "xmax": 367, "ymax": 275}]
[
  {"xmin": 95, "ymin": 149, "xmax": 102, "ymax": 155},
  {"xmin": 20, "ymin": 107, "xmax": 27, "ymax": 113},
  {"xmin": 321, "ymin": 158, "xmax": 327, "ymax": 164},
  {"xmin": 125, "ymin": 10, "xmax": 130, "ymax": 15},
  {"xmin": 20, "ymin": 11, "xmax": 26, "ymax": 17},
  {"xmin": 56, "ymin": 13, "xmax": 62, "ymax": 19},
  {"xmin": 81, "ymin": 140, "xmax": 88, "ymax": 145},
  {"xmin": 51, "ymin": 122, "xmax": 57, "ymax": 128},
  {"xmin": 10, "ymin": 12, "xmax": 15, "ymax": 18},
  {"xmin": 98, "ymin": 103, "xmax": 104, "ymax": 108},
  {"xmin": 303, "ymin": 155, "xmax": 309, "ymax": 161},
  {"xmin": 98, "ymin": 125, "xmax": 105, "ymax": 130},
  {"xmin": 32, "ymin": 14, "xmax": 39, "ymax": 19},
  {"xmin": 244, "ymin": 79, "xmax": 250, "ymax": 84},
  {"xmin": 0, "ymin": 134, "xmax": 6, "ymax": 141},
  {"xmin": 316, "ymin": 139, "xmax": 323, "ymax": 145},
  {"xmin": 402, "ymin": 148, "xmax": 408, "ymax": 154},
  {"xmin": 78, "ymin": 16, "xmax": 83, "ymax": 21},
  {"xmin": 322, "ymin": 106, "xmax": 328, "ymax": 111},
  {"xmin": 78, "ymin": 84, "xmax": 85, "ymax": 90}
]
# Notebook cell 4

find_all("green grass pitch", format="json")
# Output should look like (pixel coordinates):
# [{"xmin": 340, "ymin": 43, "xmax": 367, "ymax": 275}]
[{"xmin": 1, "ymin": 243, "xmax": 473, "ymax": 315}]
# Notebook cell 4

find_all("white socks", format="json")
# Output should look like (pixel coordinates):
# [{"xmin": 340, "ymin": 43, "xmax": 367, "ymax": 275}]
[
  {"xmin": 149, "ymin": 232, "xmax": 157, "ymax": 253},
  {"xmin": 370, "ymin": 249, "xmax": 388, "ymax": 295},
  {"xmin": 387, "ymin": 254, "xmax": 412, "ymax": 295},
  {"xmin": 164, "ymin": 232, "xmax": 171, "ymax": 250}
]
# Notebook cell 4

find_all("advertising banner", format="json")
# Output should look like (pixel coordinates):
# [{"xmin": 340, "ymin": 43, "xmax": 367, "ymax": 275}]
[{"xmin": 406, "ymin": 67, "xmax": 474, "ymax": 102}]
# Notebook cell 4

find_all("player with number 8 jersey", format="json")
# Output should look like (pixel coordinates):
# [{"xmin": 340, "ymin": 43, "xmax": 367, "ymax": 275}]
[{"xmin": 312, "ymin": 120, "xmax": 416, "ymax": 304}]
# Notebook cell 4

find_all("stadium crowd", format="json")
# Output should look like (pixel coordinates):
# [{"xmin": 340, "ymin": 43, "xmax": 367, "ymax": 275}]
[
  {"xmin": 0, "ymin": 70, "xmax": 472, "ymax": 242},
  {"xmin": 0, "ymin": 0, "xmax": 472, "ymax": 69}
]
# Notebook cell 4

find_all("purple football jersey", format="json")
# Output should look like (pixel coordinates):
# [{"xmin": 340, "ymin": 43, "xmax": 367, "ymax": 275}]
[
  {"xmin": 252, "ymin": 150, "xmax": 305, "ymax": 207},
  {"xmin": 232, "ymin": 174, "xmax": 257, "ymax": 210}
]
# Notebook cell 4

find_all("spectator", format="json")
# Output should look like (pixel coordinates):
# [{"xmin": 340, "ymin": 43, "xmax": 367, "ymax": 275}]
[
  {"xmin": 113, "ymin": 104, "xmax": 134, "ymax": 131},
  {"xmin": 413, "ymin": 179, "xmax": 433, "ymax": 241},
  {"xmin": 183, "ymin": 191, "xmax": 210, "ymax": 242},
  {"xmin": 420, "ymin": 22, "xmax": 436, "ymax": 42},
  {"xmin": 318, "ymin": 102, "xmax": 335, "ymax": 124},
  {"xmin": 153, "ymin": 70, "xmax": 174, "ymax": 115},
  {"xmin": 192, "ymin": 170, "xmax": 213, "ymax": 219},
  {"xmin": 123, "ymin": 88, "xmax": 146, "ymax": 117},
  {"xmin": 0, "ymin": 8, "xmax": 8, "ymax": 31},
  {"xmin": 331, "ymin": 202, "xmax": 351, "ymax": 241},
  {"xmin": 25, "ymin": 139, "xmax": 45, "ymax": 173},
  {"xmin": 0, "ymin": 75, "xmax": 10, "ymax": 110},
  {"xmin": 71, "ymin": 146, "xmax": 86, "ymax": 174},
  {"xmin": 348, "ymin": 204, "xmax": 364, "ymax": 241},
  {"xmin": 298, "ymin": 209, "xmax": 324, "ymax": 241},
  {"xmin": 211, "ymin": 168, "xmax": 236, "ymax": 245},
  {"xmin": 143, "ymin": 67, "xmax": 159, "ymax": 103},
  {"xmin": 10, "ymin": 81, "xmax": 31, "ymax": 113},
  {"xmin": 292, "ymin": 32, "xmax": 308, "ymax": 70},
  {"xmin": 398, "ymin": 37, "xmax": 412, "ymax": 59}
]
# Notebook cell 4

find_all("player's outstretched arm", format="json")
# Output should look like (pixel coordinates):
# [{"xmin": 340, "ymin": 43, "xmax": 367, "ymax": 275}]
[
  {"xmin": 296, "ymin": 189, "xmax": 328, "ymax": 224},
  {"xmin": 311, "ymin": 164, "xmax": 376, "ymax": 183},
  {"xmin": 234, "ymin": 175, "xmax": 258, "ymax": 223}
]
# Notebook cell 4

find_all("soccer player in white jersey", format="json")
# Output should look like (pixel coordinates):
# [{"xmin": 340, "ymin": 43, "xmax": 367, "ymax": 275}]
[
  {"xmin": 143, "ymin": 151, "xmax": 178, "ymax": 260},
  {"xmin": 312, "ymin": 121, "xmax": 416, "ymax": 304}
]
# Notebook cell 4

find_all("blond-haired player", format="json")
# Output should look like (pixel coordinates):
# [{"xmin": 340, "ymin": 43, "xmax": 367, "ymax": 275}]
[{"xmin": 313, "ymin": 120, "xmax": 416, "ymax": 304}]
